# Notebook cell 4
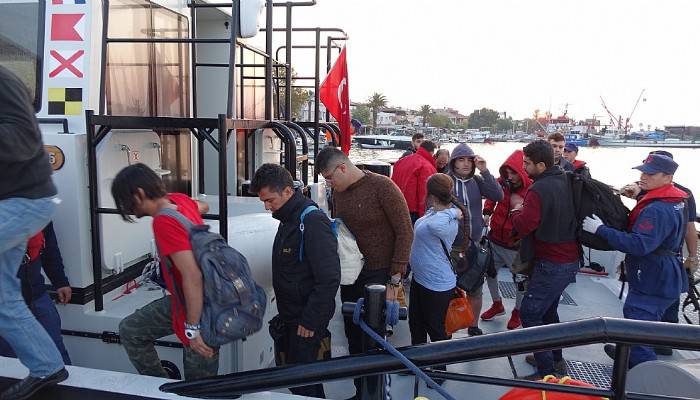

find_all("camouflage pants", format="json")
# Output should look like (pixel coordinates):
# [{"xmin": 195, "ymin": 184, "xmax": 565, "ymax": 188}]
[{"xmin": 119, "ymin": 295, "xmax": 219, "ymax": 380}]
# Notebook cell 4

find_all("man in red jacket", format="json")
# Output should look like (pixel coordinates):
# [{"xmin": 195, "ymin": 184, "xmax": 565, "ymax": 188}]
[
  {"xmin": 391, "ymin": 140, "xmax": 437, "ymax": 224},
  {"xmin": 480, "ymin": 150, "xmax": 533, "ymax": 330}
]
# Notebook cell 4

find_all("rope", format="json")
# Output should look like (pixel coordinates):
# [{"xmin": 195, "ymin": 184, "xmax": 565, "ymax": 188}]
[{"xmin": 352, "ymin": 299, "xmax": 457, "ymax": 400}]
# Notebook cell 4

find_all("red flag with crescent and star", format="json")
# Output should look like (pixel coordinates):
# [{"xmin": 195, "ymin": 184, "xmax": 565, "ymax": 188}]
[{"xmin": 319, "ymin": 47, "xmax": 351, "ymax": 155}]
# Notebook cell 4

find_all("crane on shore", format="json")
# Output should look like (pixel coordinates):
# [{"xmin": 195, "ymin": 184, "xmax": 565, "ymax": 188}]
[{"xmin": 599, "ymin": 89, "xmax": 646, "ymax": 134}]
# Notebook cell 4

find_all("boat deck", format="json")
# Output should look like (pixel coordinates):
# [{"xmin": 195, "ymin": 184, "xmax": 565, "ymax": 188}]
[
  {"xmin": 311, "ymin": 267, "xmax": 700, "ymax": 400},
  {"xmin": 1, "ymin": 267, "xmax": 697, "ymax": 400}
]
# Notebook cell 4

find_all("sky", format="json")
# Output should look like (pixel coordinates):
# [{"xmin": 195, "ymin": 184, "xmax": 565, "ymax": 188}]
[{"xmin": 250, "ymin": 0, "xmax": 700, "ymax": 128}]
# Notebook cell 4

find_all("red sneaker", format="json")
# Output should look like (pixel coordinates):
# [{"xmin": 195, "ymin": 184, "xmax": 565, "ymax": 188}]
[
  {"xmin": 507, "ymin": 309, "xmax": 521, "ymax": 330},
  {"xmin": 480, "ymin": 301, "xmax": 505, "ymax": 320}
]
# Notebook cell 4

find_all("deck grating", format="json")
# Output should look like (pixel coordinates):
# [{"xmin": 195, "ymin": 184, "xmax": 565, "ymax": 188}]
[
  {"xmin": 564, "ymin": 360, "xmax": 613, "ymax": 389},
  {"xmin": 498, "ymin": 281, "xmax": 578, "ymax": 306}
]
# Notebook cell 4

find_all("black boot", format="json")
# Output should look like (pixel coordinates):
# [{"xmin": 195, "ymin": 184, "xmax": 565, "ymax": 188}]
[{"xmin": 0, "ymin": 368, "xmax": 68, "ymax": 400}]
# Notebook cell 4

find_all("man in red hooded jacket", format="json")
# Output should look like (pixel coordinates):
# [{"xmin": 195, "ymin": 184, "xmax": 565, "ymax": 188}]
[
  {"xmin": 480, "ymin": 150, "xmax": 533, "ymax": 330},
  {"xmin": 392, "ymin": 140, "xmax": 437, "ymax": 223}
]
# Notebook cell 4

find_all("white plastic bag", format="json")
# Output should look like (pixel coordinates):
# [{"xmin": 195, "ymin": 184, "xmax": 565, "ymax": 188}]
[{"xmin": 333, "ymin": 218, "xmax": 364, "ymax": 285}]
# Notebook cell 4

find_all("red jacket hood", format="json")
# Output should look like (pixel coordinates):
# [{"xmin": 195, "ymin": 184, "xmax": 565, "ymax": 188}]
[
  {"xmin": 391, "ymin": 147, "xmax": 437, "ymax": 216},
  {"xmin": 484, "ymin": 150, "xmax": 532, "ymax": 248},
  {"xmin": 416, "ymin": 147, "xmax": 436, "ymax": 167},
  {"xmin": 628, "ymin": 183, "xmax": 688, "ymax": 229},
  {"xmin": 498, "ymin": 149, "xmax": 532, "ymax": 196}
]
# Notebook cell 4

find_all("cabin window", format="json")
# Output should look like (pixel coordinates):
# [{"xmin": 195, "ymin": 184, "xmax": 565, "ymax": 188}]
[
  {"xmin": 0, "ymin": 0, "xmax": 44, "ymax": 111},
  {"xmin": 105, "ymin": 0, "xmax": 190, "ymax": 117}
]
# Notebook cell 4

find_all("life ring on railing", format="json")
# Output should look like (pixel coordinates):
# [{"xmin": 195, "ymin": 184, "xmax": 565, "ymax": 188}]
[{"xmin": 499, "ymin": 375, "xmax": 608, "ymax": 400}]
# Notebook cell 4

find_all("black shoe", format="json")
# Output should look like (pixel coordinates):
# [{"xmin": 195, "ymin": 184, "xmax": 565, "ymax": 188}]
[
  {"xmin": 525, "ymin": 354, "xmax": 567, "ymax": 374},
  {"xmin": 519, "ymin": 372, "xmax": 545, "ymax": 381},
  {"xmin": 1, "ymin": 368, "xmax": 68, "ymax": 400},
  {"xmin": 654, "ymin": 347, "xmax": 673, "ymax": 356},
  {"xmin": 604, "ymin": 344, "xmax": 616, "ymax": 360},
  {"xmin": 467, "ymin": 327, "xmax": 483, "ymax": 336}
]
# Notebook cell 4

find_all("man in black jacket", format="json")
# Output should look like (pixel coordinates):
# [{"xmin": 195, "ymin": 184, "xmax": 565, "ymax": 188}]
[
  {"xmin": 0, "ymin": 65, "xmax": 68, "ymax": 400},
  {"xmin": 251, "ymin": 164, "xmax": 341, "ymax": 398},
  {"xmin": 0, "ymin": 223, "xmax": 72, "ymax": 365}
]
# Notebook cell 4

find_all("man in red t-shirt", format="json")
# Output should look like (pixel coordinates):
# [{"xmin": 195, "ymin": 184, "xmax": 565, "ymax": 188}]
[{"xmin": 111, "ymin": 164, "xmax": 218, "ymax": 380}]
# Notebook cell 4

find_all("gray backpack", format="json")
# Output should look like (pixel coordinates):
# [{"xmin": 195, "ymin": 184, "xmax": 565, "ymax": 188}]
[{"xmin": 157, "ymin": 208, "xmax": 267, "ymax": 347}]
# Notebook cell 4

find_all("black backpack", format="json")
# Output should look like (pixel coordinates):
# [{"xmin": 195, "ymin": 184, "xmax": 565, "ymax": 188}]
[{"xmin": 567, "ymin": 172, "xmax": 630, "ymax": 251}]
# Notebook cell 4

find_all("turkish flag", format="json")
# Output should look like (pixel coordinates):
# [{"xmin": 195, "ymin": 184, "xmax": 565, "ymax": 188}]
[{"xmin": 319, "ymin": 47, "xmax": 351, "ymax": 155}]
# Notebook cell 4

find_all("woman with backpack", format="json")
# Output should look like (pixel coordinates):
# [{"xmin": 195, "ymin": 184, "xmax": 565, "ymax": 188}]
[{"xmin": 408, "ymin": 174, "xmax": 467, "ymax": 348}]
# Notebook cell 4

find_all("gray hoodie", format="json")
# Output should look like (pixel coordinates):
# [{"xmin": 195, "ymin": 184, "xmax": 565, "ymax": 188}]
[{"xmin": 448, "ymin": 144, "xmax": 503, "ymax": 244}]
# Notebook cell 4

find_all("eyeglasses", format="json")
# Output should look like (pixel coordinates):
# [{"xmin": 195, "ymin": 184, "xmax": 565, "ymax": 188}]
[{"xmin": 322, "ymin": 163, "xmax": 344, "ymax": 181}]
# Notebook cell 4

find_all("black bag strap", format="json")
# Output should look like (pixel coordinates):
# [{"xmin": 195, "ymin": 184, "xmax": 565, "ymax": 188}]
[{"xmin": 439, "ymin": 239, "xmax": 455, "ymax": 272}]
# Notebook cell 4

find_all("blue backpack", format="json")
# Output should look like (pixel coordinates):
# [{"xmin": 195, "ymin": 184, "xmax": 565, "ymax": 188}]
[{"xmin": 157, "ymin": 208, "xmax": 267, "ymax": 347}]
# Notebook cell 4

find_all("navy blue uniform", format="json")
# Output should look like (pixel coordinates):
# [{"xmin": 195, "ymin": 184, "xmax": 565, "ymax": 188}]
[{"xmin": 597, "ymin": 184, "xmax": 687, "ymax": 367}]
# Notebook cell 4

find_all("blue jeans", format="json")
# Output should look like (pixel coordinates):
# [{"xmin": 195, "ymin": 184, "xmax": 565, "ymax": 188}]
[
  {"xmin": 624, "ymin": 291, "xmax": 677, "ymax": 368},
  {"xmin": 0, "ymin": 292, "xmax": 71, "ymax": 365},
  {"xmin": 520, "ymin": 260, "xmax": 579, "ymax": 375},
  {"xmin": 0, "ymin": 196, "xmax": 64, "ymax": 377}
]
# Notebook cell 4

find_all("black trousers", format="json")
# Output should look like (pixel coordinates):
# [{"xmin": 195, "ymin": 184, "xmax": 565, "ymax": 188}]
[
  {"xmin": 279, "ymin": 324, "xmax": 327, "ymax": 398},
  {"xmin": 408, "ymin": 280, "xmax": 453, "ymax": 345},
  {"xmin": 340, "ymin": 267, "xmax": 391, "ymax": 392}
]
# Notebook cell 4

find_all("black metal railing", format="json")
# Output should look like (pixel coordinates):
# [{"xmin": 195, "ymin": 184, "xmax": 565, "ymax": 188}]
[{"xmin": 161, "ymin": 315, "xmax": 700, "ymax": 400}]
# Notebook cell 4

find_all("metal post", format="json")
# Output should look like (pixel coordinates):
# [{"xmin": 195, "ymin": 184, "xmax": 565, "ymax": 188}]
[
  {"xmin": 226, "ymin": 0, "xmax": 239, "ymax": 119},
  {"xmin": 611, "ymin": 344, "xmax": 630, "ymax": 400},
  {"xmin": 313, "ymin": 28, "xmax": 320, "ymax": 183},
  {"xmin": 284, "ymin": 4, "xmax": 292, "ymax": 121},
  {"xmin": 85, "ymin": 110, "xmax": 104, "ymax": 312},
  {"xmin": 218, "ymin": 114, "xmax": 229, "ymax": 241},
  {"xmin": 197, "ymin": 135, "xmax": 205, "ymax": 194},
  {"xmin": 264, "ymin": 0, "xmax": 273, "ymax": 120},
  {"xmin": 99, "ymin": 0, "xmax": 110, "ymax": 114},
  {"xmin": 359, "ymin": 284, "xmax": 387, "ymax": 400},
  {"xmin": 191, "ymin": 0, "xmax": 198, "ymax": 118},
  {"xmin": 325, "ymin": 35, "xmax": 332, "ymax": 122}
]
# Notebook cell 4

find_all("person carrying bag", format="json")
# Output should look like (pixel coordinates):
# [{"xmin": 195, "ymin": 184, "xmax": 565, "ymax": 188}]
[{"xmin": 408, "ymin": 174, "xmax": 467, "ymax": 346}]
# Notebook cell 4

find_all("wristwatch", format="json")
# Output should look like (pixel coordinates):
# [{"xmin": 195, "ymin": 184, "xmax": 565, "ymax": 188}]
[{"xmin": 184, "ymin": 322, "xmax": 201, "ymax": 340}]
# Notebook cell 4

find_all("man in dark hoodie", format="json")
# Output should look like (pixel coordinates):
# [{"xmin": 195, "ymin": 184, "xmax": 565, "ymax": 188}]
[
  {"xmin": 392, "ymin": 140, "xmax": 437, "ymax": 223},
  {"xmin": 447, "ymin": 143, "xmax": 503, "ymax": 336},
  {"xmin": 251, "ymin": 164, "xmax": 340, "ymax": 398},
  {"xmin": 480, "ymin": 150, "xmax": 533, "ymax": 330},
  {"xmin": 511, "ymin": 140, "xmax": 580, "ymax": 380},
  {"xmin": 0, "ymin": 65, "xmax": 68, "ymax": 399}
]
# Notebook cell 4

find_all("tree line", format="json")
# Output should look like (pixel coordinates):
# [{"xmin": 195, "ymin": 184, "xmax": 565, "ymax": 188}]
[{"xmin": 352, "ymin": 92, "xmax": 543, "ymax": 133}]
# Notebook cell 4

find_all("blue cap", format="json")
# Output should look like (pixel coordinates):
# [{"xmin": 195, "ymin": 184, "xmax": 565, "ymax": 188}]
[
  {"xmin": 633, "ymin": 154, "xmax": 678, "ymax": 175},
  {"xmin": 564, "ymin": 143, "xmax": 579, "ymax": 153},
  {"xmin": 649, "ymin": 150, "xmax": 673, "ymax": 159}
]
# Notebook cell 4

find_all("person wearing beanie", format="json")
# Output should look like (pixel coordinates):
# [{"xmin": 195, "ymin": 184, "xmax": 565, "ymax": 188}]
[
  {"xmin": 583, "ymin": 153, "xmax": 688, "ymax": 368},
  {"xmin": 446, "ymin": 143, "xmax": 503, "ymax": 336}
]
